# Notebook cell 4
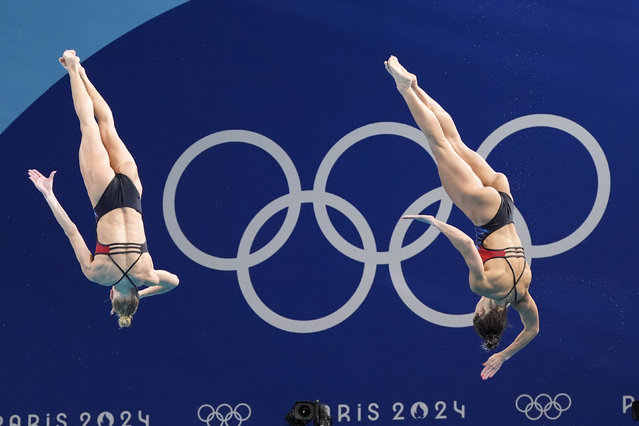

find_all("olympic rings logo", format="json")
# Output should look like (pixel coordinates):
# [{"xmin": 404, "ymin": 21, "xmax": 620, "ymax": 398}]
[
  {"xmin": 516, "ymin": 393, "xmax": 572, "ymax": 421},
  {"xmin": 163, "ymin": 115, "xmax": 610, "ymax": 332},
  {"xmin": 197, "ymin": 403, "xmax": 252, "ymax": 426}
]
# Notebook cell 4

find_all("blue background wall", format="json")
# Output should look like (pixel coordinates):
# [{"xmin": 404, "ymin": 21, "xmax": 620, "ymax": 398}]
[{"xmin": 1, "ymin": 0, "xmax": 638, "ymax": 424}]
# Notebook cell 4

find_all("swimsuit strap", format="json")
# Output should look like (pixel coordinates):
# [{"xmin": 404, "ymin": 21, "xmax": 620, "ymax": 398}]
[
  {"xmin": 109, "ymin": 252, "xmax": 144, "ymax": 287},
  {"xmin": 502, "ymin": 259, "xmax": 518, "ymax": 302},
  {"xmin": 484, "ymin": 246, "xmax": 526, "ymax": 256},
  {"xmin": 499, "ymin": 249, "xmax": 527, "ymax": 302},
  {"xmin": 98, "ymin": 241, "xmax": 148, "ymax": 255},
  {"xmin": 481, "ymin": 245, "xmax": 526, "ymax": 302}
]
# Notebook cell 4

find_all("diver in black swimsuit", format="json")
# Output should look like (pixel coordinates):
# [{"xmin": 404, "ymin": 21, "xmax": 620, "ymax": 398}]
[
  {"xmin": 386, "ymin": 55, "xmax": 538, "ymax": 380},
  {"xmin": 28, "ymin": 50, "xmax": 179, "ymax": 328}
]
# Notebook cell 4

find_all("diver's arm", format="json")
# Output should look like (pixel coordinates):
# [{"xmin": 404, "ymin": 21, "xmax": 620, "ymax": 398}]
[
  {"xmin": 480, "ymin": 293, "xmax": 539, "ymax": 379},
  {"xmin": 502, "ymin": 293, "xmax": 540, "ymax": 359},
  {"xmin": 402, "ymin": 214, "xmax": 487, "ymax": 284},
  {"xmin": 29, "ymin": 169, "xmax": 94, "ymax": 278},
  {"xmin": 139, "ymin": 270, "xmax": 179, "ymax": 299}
]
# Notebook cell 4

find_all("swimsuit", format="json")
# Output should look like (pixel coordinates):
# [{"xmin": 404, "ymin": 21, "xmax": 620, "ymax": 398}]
[
  {"xmin": 475, "ymin": 191, "xmax": 515, "ymax": 247},
  {"xmin": 93, "ymin": 173, "xmax": 147, "ymax": 287},
  {"xmin": 94, "ymin": 173, "xmax": 142, "ymax": 222},
  {"xmin": 474, "ymin": 191, "xmax": 526, "ymax": 302}
]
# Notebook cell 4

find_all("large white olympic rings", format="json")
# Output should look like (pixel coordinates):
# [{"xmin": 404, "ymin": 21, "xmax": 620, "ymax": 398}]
[
  {"xmin": 164, "ymin": 130, "xmax": 302, "ymax": 271},
  {"xmin": 479, "ymin": 114, "xmax": 610, "ymax": 258},
  {"xmin": 163, "ymin": 115, "xmax": 610, "ymax": 332}
]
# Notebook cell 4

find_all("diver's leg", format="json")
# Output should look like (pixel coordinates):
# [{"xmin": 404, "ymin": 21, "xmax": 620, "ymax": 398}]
[
  {"xmin": 385, "ymin": 55, "xmax": 500, "ymax": 224},
  {"xmin": 59, "ymin": 50, "xmax": 115, "ymax": 206},
  {"xmin": 411, "ymin": 80, "xmax": 511, "ymax": 195},
  {"xmin": 78, "ymin": 65, "xmax": 142, "ymax": 195}
]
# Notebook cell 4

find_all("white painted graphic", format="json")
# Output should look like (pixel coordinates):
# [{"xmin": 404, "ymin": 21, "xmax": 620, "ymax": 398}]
[
  {"xmin": 164, "ymin": 116, "xmax": 609, "ymax": 332},
  {"xmin": 516, "ymin": 393, "xmax": 572, "ymax": 421},
  {"xmin": 197, "ymin": 403, "xmax": 252, "ymax": 426}
]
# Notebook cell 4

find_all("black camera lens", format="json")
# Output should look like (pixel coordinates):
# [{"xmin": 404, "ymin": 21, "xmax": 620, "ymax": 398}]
[
  {"xmin": 297, "ymin": 403, "xmax": 313, "ymax": 418},
  {"xmin": 286, "ymin": 400, "xmax": 331, "ymax": 426}
]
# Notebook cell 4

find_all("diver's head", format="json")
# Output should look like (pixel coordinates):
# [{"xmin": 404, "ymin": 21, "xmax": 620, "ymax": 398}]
[
  {"xmin": 110, "ymin": 286, "xmax": 139, "ymax": 328},
  {"xmin": 473, "ymin": 297, "xmax": 508, "ymax": 350}
]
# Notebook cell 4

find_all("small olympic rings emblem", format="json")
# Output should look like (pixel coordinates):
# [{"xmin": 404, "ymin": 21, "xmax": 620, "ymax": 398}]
[
  {"xmin": 197, "ymin": 403, "xmax": 252, "ymax": 426},
  {"xmin": 164, "ymin": 115, "xmax": 610, "ymax": 332},
  {"xmin": 516, "ymin": 393, "xmax": 572, "ymax": 421}
]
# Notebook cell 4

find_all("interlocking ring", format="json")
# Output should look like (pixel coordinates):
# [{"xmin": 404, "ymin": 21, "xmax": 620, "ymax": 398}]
[
  {"xmin": 516, "ymin": 393, "xmax": 572, "ymax": 421},
  {"xmin": 164, "ymin": 115, "xmax": 610, "ymax": 332},
  {"xmin": 197, "ymin": 403, "xmax": 252, "ymax": 426},
  {"xmin": 164, "ymin": 130, "xmax": 302, "ymax": 271},
  {"xmin": 478, "ymin": 114, "xmax": 610, "ymax": 259}
]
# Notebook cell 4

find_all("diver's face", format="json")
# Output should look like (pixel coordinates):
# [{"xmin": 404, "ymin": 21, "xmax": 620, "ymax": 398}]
[{"xmin": 109, "ymin": 287, "xmax": 114, "ymax": 301}]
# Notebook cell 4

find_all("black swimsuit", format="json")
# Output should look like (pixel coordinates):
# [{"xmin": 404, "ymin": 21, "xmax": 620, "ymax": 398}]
[
  {"xmin": 94, "ymin": 173, "xmax": 142, "ymax": 222},
  {"xmin": 93, "ymin": 174, "xmax": 147, "ymax": 287},
  {"xmin": 474, "ymin": 191, "xmax": 526, "ymax": 303}
]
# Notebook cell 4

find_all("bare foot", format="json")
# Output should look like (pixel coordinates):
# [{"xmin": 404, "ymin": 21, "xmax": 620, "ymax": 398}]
[
  {"xmin": 384, "ymin": 55, "xmax": 416, "ymax": 93},
  {"xmin": 58, "ymin": 50, "xmax": 80, "ymax": 72}
]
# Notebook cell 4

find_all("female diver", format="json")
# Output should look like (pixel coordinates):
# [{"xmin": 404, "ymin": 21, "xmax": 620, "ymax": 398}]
[
  {"xmin": 385, "ymin": 55, "xmax": 539, "ymax": 379},
  {"xmin": 28, "ymin": 50, "xmax": 179, "ymax": 328}
]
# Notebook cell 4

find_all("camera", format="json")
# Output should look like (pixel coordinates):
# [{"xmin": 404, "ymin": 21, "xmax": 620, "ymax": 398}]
[{"xmin": 285, "ymin": 400, "xmax": 332, "ymax": 426}]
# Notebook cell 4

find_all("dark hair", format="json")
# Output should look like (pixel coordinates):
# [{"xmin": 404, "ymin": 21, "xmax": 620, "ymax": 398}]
[
  {"xmin": 473, "ymin": 306, "xmax": 508, "ymax": 350},
  {"xmin": 112, "ymin": 288, "xmax": 140, "ymax": 328}
]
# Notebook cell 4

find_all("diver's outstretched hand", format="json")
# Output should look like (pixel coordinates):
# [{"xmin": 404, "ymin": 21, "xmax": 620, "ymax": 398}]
[
  {"xmin": 401, "ymin": 214, "xmax": 436, "ymax": 224},
  {"xmin": 481, "ymin": 352, "xmax": 506, "ymax": 380},
  {"xmin": 28, "ymin": 169, "xmax": 56, "ymax": 198}
]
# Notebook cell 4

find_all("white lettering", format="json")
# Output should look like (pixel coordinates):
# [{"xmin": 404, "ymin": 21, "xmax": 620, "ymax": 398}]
[
  {"xmin": 367, "ymin": 403, "xmax": 379, "ymax": 421},
  {"xmin": 435, "ymin": 401, "xmax": 446, "ymax": 419},
  {"xmin": 55, "ymin": 413, "xmax": 67, "ymax": 426},
  {"xmin": 137, "ymin": 411, "xmax": 150, "ymax": 426},
  {"xmin": 392, "ymin": 402, "xmax": 404, "ymax": 420},
  {"xmin": 120, "ymin": 411, "xmax": 131, "ymax": 426},
  {"xmin": 338, "ymin": 404, "xmax": 351, "ymax": 422},
  {"xmin": 623, "ymin": 395, "xmax": 636, "ymax": 413},
  {"xmin": 27, "ymin": 415, "xmax": 38, "ymax": 426},
  {"xmin": 9, "ymin": 415, "xmax": 20, "ymax": 426},
  {"xmin": 309, "ymin": 400, "xmax": 468, "ymax": 422},
  {"xmin": 80, "ymin": 412, "xmax": 90, "ymax": 426}
]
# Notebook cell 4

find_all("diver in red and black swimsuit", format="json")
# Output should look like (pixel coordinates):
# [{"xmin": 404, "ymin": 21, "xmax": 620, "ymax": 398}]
[
  {"xmin": 28, "ymin": 50, "xmax": 179, "ymax": 328},
  {"xmin": 386, "ymin": 55, "xmax": 538, "ymax": 380}
]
